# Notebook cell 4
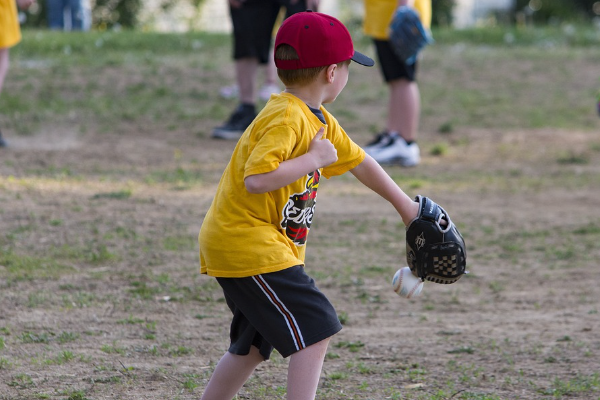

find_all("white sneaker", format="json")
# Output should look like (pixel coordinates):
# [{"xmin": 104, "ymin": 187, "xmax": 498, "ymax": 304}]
[
  {"xmin": 258, "ymin": 83, "xmax": 280, "ymax": 101},
  {"xmin": 364, "ymin": 131, "xmax": 394, "ymax": 156},
  {"xmin": 367, "ymin": 134, "xmax": 420, "ymax": 167}
]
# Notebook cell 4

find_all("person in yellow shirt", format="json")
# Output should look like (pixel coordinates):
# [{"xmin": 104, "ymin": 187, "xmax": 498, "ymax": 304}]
[
  {"xmin": 198, "ymin": 10, "xmax": 421, "ymax": 400},
  {"xmin": 363, "ymin": 0, "xmax": 432, "ymax": 167},
  {"xmin": 0, "ymin": 0, "xmax": 35, "ymax": 147}
]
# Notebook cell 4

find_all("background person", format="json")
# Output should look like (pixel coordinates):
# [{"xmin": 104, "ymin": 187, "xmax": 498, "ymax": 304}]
[
  {"xmin": 0, "ymin": 0, "xmax": 36, "ymax": 147},
  {"xmin": 362, "ymin": 0, "xmax": 431, "ymax": 167},
  {"xmin": 211, "ymin": 0, "xmax": 320, "ymax": 140},
  {"xmin": 47, "ymin": 0, "xmax": 87, "ymax": 31},
  {"xmin": 219, "ymin": 48, "xmax": 280, "ymax": 102}
]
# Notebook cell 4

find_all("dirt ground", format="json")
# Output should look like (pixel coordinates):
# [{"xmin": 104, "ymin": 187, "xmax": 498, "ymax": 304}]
[{"xmin": 1, "ymin": 40, "xmax": 600, "ymax": 400}]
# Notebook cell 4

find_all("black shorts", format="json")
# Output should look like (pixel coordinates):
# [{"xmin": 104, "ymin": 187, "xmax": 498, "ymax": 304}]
[
  {"xmin": 216, "ymin": 265, "xmax": 342, "ymax": 359},
  {"xmin": 230, "ymin": 0, "xmax": 308, "ymax": 64},
  {"xmin": 373, "ymin": 39, "xmax": 418, "ymax": 82}
]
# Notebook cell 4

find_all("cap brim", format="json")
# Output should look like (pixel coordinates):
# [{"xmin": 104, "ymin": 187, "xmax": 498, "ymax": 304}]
[{"xmin": 351, "ymin": 51, "xmax": 375, "ymax": 67}]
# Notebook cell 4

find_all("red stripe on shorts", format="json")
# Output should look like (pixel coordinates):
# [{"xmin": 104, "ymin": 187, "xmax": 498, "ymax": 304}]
[{"xmin": 252, "ymin": 275, "xmax": 305, "ymax": 351}]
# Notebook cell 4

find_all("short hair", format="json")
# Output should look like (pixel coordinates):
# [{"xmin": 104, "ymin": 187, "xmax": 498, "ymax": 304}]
[{"xmin": 275, "ymin": 44, "xmax": 350, "ymax": 86}]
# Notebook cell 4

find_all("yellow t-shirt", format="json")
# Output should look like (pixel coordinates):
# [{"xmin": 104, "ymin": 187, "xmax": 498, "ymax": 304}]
[
  {"xmin": 363, "ymin": 0, "xmax": 432, "ymax": 40},
  {"xmin": 0, "ymin": 0, "xmax": 22, "ymax": 48},
  {"xmin": 199, "ymin": 93, "xmax": 366, "ymax": 277}
]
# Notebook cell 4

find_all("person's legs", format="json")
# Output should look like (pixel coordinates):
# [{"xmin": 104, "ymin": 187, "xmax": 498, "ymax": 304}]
[
  {"xmin": 80, "ymin": 0, "xmax": 92, "ymax": 30},
  {"xmin": 366, "ymin": 40, "xmax": 421, "ymax": 166},
  {"xmin": 388, "ymin": 78, "xmax": 420, "ymax": 142},
  {"xmin": 212, "ymin": 57, "xmax": 259, "ymax": 139},
  {"xmin": 47, "ymin": 0, "xmax": 65, "ymax": 30},
  {"xmin": 0, "ymin": 47, "xmax": 9, "ymax": 147},
  {"xmin": 258, "ymin": 48, "xmax": 280, "ymax": 101},
  {"xmin": 264, "ymin": 48, "xmax": 278, "ymax": 87},
  {"xmin": 68, "ymin": 0, "xmax": 84, "ymax": 30},
  {"xmin": 220, "ymin": 50, "xmax": 278, "ymax": 102},
  {"xmin": 0, "ymin": 48, "xmax": 9, "ymax": 95},
  {"xmin": 212, "ymin": 1, "xmax": 280, "ymax": 139},
  {"xmin": 215, "ymin": 268, "xmax": 342, "ymax": 399},
  {"xmin": 287, "ymin": 338, "xmax": 330, "ymax": 400},
  {"xmin": 370, "ymin": 80, "xmax": 421, "ymax": 166},
  {"xmin": 236, "ymin": 57, "xmax": 259, "ymax": 105},
  {"xmin": 364, "ymin": 78, "xmax": 421, "ymax": 166},
  {"xmin": 200, "ymin": 346, "xmax": 264, "ymax": 400}
]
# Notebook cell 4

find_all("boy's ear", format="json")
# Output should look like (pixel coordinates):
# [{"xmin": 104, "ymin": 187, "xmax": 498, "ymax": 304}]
[{"xmin": 325, "ymin": 64, "xmax": 337, "ymax": 83}]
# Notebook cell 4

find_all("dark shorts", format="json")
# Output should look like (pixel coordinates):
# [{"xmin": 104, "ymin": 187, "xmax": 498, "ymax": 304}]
[
  {"xmin": 230, "ymin": 0, "xmax": 308, "ymax": 64},
  {"xmin": 216, "ymin": 265, "xmax": 342, "ymax": 359},
  {"xmin": 373, "ymin": 39, "xmax": 418, "ymax": 83}
]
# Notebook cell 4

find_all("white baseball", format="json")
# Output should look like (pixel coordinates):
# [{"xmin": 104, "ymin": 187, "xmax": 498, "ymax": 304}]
[{"xmin": 392, "ymin": 267, "xmax": 424, "ymax": 299}]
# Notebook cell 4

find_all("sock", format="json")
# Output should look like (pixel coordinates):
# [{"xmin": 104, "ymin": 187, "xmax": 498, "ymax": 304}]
[{"xmin": 389, "ymin": 131, "xmax": 415, "ymax": 145}]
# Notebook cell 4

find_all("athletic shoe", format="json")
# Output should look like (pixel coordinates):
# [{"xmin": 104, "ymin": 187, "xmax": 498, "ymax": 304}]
[
  {"xmin": 212, "ymin": 104, "xmax": 256, "ymax": 140},
  {"xmin": 367, "ymin": 133, "xmax": 420, "ymax": 167},
  {"xmin": 364, "ymin": 131, "xmax": 393, "ymax": 153},
  {"xmin": 258, "ymin": 83, "xmax": 280, "ymax": 101},
  {"xmin": 0, "ymin": 130, "xmax": 7, "ymax": 148}
]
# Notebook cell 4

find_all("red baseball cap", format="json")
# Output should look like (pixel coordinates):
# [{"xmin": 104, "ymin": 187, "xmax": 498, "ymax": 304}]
[{"xmin": 275, "ymin": 11, "xmax": 374, "ymax": 70}]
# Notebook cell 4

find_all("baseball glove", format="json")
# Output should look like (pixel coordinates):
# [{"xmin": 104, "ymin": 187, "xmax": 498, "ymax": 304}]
[
  {"xmin": 388, "ymin": 6, "xmax": 433, "ymax": 65},
  {"xmin": 406, "ymin": 196, "xmax": 467, "ymax": 284}
]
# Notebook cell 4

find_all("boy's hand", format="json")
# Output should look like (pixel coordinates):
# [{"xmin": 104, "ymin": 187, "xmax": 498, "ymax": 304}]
[{"xmin": 308, "ymin": 128, "xmax": 337, "ymax": 169}]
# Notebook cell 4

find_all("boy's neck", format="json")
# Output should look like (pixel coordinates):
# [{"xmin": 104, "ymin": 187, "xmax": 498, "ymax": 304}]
[{"xmin": 283, "ymin": 84, "xmax": 325, "ymax": 110}]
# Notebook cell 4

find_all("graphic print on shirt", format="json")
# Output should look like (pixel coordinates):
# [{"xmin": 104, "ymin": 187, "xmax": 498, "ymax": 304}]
[{"xmin": 281, "ymin": 170, "xmax": 320, "ymax": 246}]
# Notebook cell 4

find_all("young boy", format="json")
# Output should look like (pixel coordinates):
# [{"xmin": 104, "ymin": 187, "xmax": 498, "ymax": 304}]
[{"xmin": 198, "ymin": 11, "xmax": 420, "ymax": 400}]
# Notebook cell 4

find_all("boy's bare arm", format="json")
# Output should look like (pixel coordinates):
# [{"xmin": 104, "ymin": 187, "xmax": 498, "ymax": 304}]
[
  {"xmin": 350, "ymin": 155, "xmax": 419, "ymax": 226},
  {"xmin": 245, "ymin": 128, "xmax": 337, "ymax": 194}
]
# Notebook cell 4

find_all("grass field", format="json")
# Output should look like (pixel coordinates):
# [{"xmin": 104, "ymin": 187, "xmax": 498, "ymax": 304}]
[{"xmin": 1, "ymin": 24, "xmax": 600, "ymax": 400}]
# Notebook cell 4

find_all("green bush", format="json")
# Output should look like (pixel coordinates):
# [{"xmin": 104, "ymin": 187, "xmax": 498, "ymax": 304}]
[
  {"xmin": 514, "ymin": 0, "xmax": 596, "ymax": 23},
  {"xmin": 94, "ymin": 0, "xmax": 142, "ymax": 29},
  {"xmin": 432, "ymin": 0, "xmax": 455, "ymax": 27},
  {"xmin": 21, "ymin": 0, "xmax": 141, "ymax": 29}
]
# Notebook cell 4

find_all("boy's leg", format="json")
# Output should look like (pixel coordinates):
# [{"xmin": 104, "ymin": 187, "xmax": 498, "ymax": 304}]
[
  {"xmin": 215, "ymin": 268, "xmax": 342, "ymax": 399},
  {"xmin": 287, "ymin": 338, "xmax": 331, "ymax": 400},
  {"xmin": 200, "ymin": 345, "xmax": 264, "ymax": 400}
]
